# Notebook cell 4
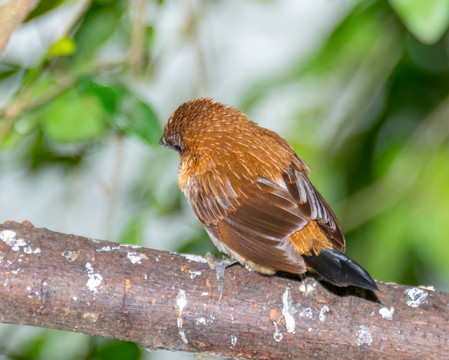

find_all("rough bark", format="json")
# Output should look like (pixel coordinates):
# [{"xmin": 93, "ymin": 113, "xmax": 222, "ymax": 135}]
[
  {"xmin": 0, "ymin": 0, "xmax": 40, "ymax": 56},
  {"xmin": 0, "ymin": 221, "xmax": 447, "ymax": 359}
]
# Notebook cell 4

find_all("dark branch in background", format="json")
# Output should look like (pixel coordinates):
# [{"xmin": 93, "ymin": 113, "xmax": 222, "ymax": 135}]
[{"xmin": 0, "ymin": 222, "xmax": 447, "ymax": 359}]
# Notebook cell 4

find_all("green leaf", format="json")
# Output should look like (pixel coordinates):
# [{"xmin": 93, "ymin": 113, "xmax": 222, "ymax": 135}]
[
  {"xmin": 117, "ymin": 92, "xmax": 161, "ymax": 146},
  {"xmin": 0, "ymin": 121, "xmax": 20, "ymax": 150},
  {"xmin": 25, "ymin": 0, "xmax": 65, "ymax": 22},
  {"xmin": 25, "ymin": 129, "xmax": 83, "ymax": 170},
  {"xmin": 0, "ymin": 63, "xmax": 20, "ymax": 80},
  {"xmin": 73, "ymin": 3, "xmax": 124, "ymax": 67},
  {"xmin": 41, "ymin": 89, "xmax": 106, "ymax": 143},
  {"xmin": 144, "ymin": 26, "xmax": 155, "ymax": 54},
  {"xmin": 0, "ymin": 112, "xmax": 41, "ymax": 150},
  {"xmin": 389, "ymin": 0, "xmax": 449, "ymax": 44},
  {"xmin": 93, "ymin": 339, "xmax": 141, "ymax": 360},
  {"xmin": 80, "ymin": 78, "xmax": 119, "ymax": 115},
  {"xmin": 47, "ymin": 37, "xmax": 76, "ymax": 58},
  {"xmin": 81, "ymin": 79, "xmax": 161, "ymax": 146}
]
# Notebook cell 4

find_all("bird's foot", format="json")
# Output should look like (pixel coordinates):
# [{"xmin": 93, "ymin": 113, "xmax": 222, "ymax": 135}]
[{"xmin": 205, "ymin": 252, "xmax": 238, "ymax": 303}]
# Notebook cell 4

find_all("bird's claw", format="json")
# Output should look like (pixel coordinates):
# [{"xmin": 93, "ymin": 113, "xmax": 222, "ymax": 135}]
[{"xmin": 205, "ymin": 252, "xmax": 237, "ymax": 303}]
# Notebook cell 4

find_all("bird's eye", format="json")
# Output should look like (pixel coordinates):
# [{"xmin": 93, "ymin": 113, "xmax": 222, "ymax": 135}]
[{"xmin": 172, "ymin": 144, "xmax": 183, "ymax": 152}]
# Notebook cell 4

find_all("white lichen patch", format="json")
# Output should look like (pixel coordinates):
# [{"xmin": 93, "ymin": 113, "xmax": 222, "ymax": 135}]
[
  {"xmin": 127, "ymin": 252, "xmax": 148, "ymax": 264},
  {"xmin": 96, "ymin": 245, "xmax": 120, "ymax": 252},
  {"xmin": 176, "ymin": 289, "xmax": 188, "ymax": 344},
  {"xmin": 319, "ymin": 306, "xmax": 329, "ymax": 322},
  {"xmin": 282, "ymin": 284, "xmax": 296, "ymax": 333},
  {"xmin": 62, "ymin": 250, "xmax": 78, "ymax": 262},
  {"xmin": 230, "ymin": 335, "xmax": 237, "ymax": 347},
  {"xmin": 272, "ymin": 321, "xmax": 283, "ymax": 342},
  {"xmin": 405, "ymin": 287, "xmax": 428, "ymax": 308},
  {"xmin": 298, "ymin": 281, "xmax": 317, "ymax": 294},
  {"xmin": 0, "ymin": 230, "xmax": 26, "ymax": 251},
  {"xmin": 120, "ymin": 244, "xmax": 142, "ymax": 249},
  {"xmin": 299, "ymin": 307, "xmax": 313, "ymax": 319},
  {"xmin": 356, "ymin": 325, "xmax": 372, "ymax": 346},
  {"xmin": 189, "ymin": 270, "xmax": 202, "ymax": 279},
  {"xmin": 178, "ymin": 253, "xmax": 207, "ymax": 264},
  {"xmin": 197, "ymin": 314, "xmax": 215, "ymax": 325},
  {"xmin": 1, "ymin": 230, "xmax": 42, "ymax": 255},
  {"xmin": 26, "ymin": 286, "xmax": 41, "ymax": 299},
  {"xmin": 0, "ymin": 230, "xmax": 16, "ymax": 243},
  {"xmin": 11, "ymin": 239, "xmax": 27, "ymax": 251},
  {"xmin": 24, "ymin": 246, "xmax": 41, "ymax": 254},
  {"xmin": 379, "ymin": 307, "xmax": 394, "ymax": 320},
  {"xmin": 85, "ymin": 262, "xmax": 103, "ymax": 296}
]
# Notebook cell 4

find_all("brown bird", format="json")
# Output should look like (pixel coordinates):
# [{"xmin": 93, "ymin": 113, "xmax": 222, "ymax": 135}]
[{"xmin": 159, "ymin": 98, "xmax": 377, "ymax": 290}]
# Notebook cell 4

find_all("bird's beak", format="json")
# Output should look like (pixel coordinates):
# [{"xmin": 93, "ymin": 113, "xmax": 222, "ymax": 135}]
[{"xmin": 158, "ymin": 136, "xmax": 167, "ymax": 147}]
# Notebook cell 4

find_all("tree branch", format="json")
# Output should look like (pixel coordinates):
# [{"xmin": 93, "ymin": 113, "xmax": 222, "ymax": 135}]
[
  {"xmin": 0, "ymin": 221, "xmax": 447, "ymax": 359},
  {"xmin": 0, "ymin": 0, "xmax": 39, "ymax": 56}
]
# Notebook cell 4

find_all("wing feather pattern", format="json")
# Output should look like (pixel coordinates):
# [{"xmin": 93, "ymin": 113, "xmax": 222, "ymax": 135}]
[
  {"xmin": 283, "ymin": 161, "xmax": 345, "ymax": 251},
  {"xmin": 187, "ymin": 160, "xmax": 345, "ymax": 274}
]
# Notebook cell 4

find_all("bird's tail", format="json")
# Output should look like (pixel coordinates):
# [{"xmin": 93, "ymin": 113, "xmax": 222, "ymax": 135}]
[{"xmin": 302, "ymin": 248, "xmax": 378, "ymax": 291}]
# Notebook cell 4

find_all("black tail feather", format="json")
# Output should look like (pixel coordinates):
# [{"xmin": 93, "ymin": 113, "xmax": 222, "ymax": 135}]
[{"xmin": 303, "ymin": 248, "xmax": 378, "ymax": 291}]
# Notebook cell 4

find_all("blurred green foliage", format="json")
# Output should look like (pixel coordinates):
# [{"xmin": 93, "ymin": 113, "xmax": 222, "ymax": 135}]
[
  {"xmin": 0, "ymin": 0, "xmax": 449, "ymax": 359},
  {"xmin": 389, "ymin": 0, "xmax": 449, "ymax": 44},
  {"xmin": 241, "ymin": 0, "xmax": 449, "ymax": 289}
]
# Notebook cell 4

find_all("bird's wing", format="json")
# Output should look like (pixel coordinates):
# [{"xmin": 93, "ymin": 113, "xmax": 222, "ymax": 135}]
[
  {"xmin": 187, "ymin": 160, "xmax": 345, "ymax": 273},
  {"xmin": 282, "ymin": 159, "xmax": 345, "ymax": 252}
]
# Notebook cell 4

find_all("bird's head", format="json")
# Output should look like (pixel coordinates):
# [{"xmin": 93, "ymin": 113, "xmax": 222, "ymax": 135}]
[
  {"xmin": 159, "ymin": 98, "xmax": 248, "ymax": 159},
  {"xmin": 160, "ymin": 98, "xmax": 307, "ymax": 191}
]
